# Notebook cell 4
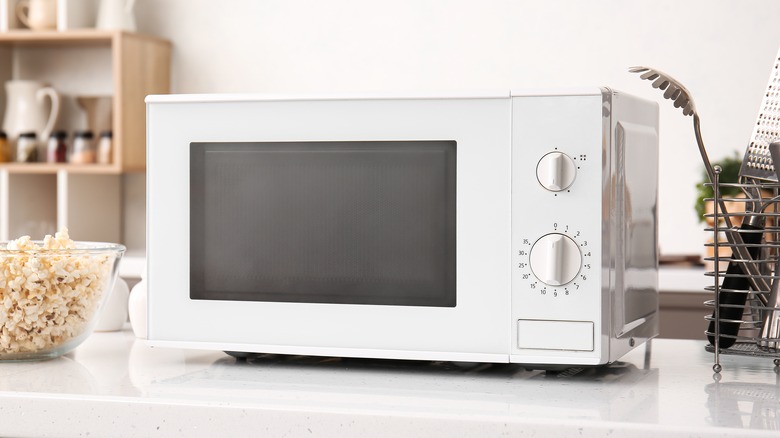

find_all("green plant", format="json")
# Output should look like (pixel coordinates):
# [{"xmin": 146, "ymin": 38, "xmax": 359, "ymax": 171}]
[{"xmin": 694, "ymin": 153, "xmax": 743, "ymax": 223}]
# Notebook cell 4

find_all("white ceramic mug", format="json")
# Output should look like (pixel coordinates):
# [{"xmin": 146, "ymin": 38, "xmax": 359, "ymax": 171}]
[{"xmin": 15, "ymin": 0, "xmax": 57, "ymax": 31}]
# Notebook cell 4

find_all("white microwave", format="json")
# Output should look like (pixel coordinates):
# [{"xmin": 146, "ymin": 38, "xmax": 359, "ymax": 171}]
[{"xmin": 145, "ymin": 88, "xmax": 659, "ymax": 366}]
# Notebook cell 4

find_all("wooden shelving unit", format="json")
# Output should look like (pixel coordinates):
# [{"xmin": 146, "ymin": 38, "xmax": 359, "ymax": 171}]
[
  {"xmin": 0, "ymin": 30, "xmax": 171, "ymax": 243},
  {"xmin": 0, "ymin": 30, "xmax": 171, "ymax": 173}
]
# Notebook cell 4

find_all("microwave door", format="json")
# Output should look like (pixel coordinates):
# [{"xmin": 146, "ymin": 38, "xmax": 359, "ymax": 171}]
[{"xmin": 147, "ymin": 95, "xmax": 512, "ymax": 362}]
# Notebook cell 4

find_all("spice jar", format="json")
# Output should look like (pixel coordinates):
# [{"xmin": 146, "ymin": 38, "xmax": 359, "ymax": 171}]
[
  {"xmin": 47, "ymin": 130, "xmax": 68, "ymax": 163},
  {"xmin": 0, "ymin": 131, "xmax": 10, "ymax": 163},
  {"xmin": 16, "ymin": 132, "xmax": 38, "ymax": 163},
  {"xmin": 97, "ymin": 130, "xmax": 113, "ymax": 164},
  {"xmin": 70, "ymin": 130, "xmax": 96, "ymax": 164}
]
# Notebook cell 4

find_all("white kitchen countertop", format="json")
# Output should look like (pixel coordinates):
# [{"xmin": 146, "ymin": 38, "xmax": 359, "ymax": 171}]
[{"xmin": 0, "ymin": 330, "xmax": 778, "ymax": 437}]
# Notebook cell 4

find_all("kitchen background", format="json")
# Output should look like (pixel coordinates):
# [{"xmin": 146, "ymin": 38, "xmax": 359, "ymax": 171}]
[
  {"xmin": 5, "ymin": 0, "xmax": 780, "ymax": 258},
  {"xmin": 132, "ymin": 0, "xmax": 780, "ymax": 257}
]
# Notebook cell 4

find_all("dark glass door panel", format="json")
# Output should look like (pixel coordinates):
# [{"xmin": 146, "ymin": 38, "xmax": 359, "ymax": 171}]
[{"xmin": 190, "ymin": 141, "xmax": 456, "ymax": 307}]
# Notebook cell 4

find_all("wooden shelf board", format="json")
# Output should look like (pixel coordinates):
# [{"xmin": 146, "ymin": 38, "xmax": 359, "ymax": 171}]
[
  {"xmin": 0, "ymin": 30, "xmax": 170, "ymax": 47},
  {"xmin": 0, "ymin": 163, "xmax": 122, "ymax": 174}
]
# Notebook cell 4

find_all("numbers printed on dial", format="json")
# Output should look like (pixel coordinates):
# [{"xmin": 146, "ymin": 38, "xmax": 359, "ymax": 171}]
[{"xmin": 516, "ymin": 223, "xmax": 593, "ymax": 297}]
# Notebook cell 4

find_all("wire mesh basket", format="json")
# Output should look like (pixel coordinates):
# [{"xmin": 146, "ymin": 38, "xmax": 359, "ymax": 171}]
[
  {"xmin": 704, "ymin": 168, "xmax": 780, "ymax": 373},
  {"xmin": 704, "ymin": 166, "xmax": 780, "ymax": 373}
]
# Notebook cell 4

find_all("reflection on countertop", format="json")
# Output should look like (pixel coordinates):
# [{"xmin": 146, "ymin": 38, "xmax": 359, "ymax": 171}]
[
  {"xmin": 0, "ymin": 329, "xmax": 779, "ymax": 437},
  {"xmin": 706, "ymin": 380, "xmax": 780, "ymax": 430},
  {"xmin": 149, "ymin": 352, "xmax": 658, "ymax": 425}
]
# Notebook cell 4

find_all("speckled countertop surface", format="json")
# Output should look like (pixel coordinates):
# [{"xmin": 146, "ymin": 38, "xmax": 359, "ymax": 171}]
[{"xmin": 0, "ymin": 330, "xmax": 778, "ymax": 437}]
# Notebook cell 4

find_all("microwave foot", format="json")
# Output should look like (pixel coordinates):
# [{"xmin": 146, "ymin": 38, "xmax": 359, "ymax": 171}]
[
  {"xmin": 449, "ymin": 361, "xmax": 483, "ymax": 370},
  {"xmin": 225, "ymin": 351, "xmax": 256, "ymax": 360}
]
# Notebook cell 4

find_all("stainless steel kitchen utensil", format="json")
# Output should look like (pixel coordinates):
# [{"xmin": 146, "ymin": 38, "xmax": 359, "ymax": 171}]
[
  {"xmin": 740, "ymin": 48, "xmax": 780, "ymax": 350},
  {"xmin": 739, "ymin": 46, "xmax": 780, "ymax": 182},
  {"xmin": 758, "ymin": 254, "xmax": 780, "ymax": 351},
  {"xmin": 628, "ymin": 68, "xmax": 705, "ymax": 171},
  {"xmin": 758, "ymin": 141, "xmax": 780, "ymax": 351},
  {"xmin": 630, "ymin": 66, "xmax": 767, "ymax": 349}
]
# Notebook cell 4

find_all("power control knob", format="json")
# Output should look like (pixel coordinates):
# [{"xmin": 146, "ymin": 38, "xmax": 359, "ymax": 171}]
[
  {"xmin": 536, "ymin": 152, "xmax": 576, "ymax": 191},
  {"xmin": 529, "ymin": 234, "xmax": 582, "ymax": 286}
]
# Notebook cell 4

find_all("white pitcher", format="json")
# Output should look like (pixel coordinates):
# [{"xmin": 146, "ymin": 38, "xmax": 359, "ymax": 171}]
[
  {"xmin": 96, "ymin": 0, "xmax": 136, "ymax": 32},
  {"xmin": 2, "ymin": 80, "xmax": 60, "ymax": 143}
]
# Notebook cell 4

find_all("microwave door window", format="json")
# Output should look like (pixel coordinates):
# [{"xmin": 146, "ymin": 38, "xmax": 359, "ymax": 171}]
[{"xmin": 189, "ymin": 141, "xmax": 456, "ymax": 307}]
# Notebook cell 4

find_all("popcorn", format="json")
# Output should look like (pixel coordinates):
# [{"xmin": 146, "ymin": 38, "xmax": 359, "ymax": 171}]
[{"xmin": 0, "ymin": 229, "xmax": 113, "ymax": 356}]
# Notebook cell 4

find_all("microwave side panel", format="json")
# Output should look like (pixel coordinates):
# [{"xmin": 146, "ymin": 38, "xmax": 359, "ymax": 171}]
[
  {"xmin": 509, "ymin": 91, "xmax": 609, "ymax": 365},
  {"xmin": 607, "ymin": 91, "xmax": 660, "ymax": 362},
  {"xmin": 146, "ymin": 96, "xmax": 513, "ymax": 362}
]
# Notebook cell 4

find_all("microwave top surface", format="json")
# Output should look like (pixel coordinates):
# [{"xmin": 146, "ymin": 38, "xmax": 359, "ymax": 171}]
[{"xmin": 144, "ymin": 88, "xmax": 608, "ymax": 104}]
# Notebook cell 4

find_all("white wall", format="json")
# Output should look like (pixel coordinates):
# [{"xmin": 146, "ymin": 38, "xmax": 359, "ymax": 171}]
[{"xmin": 134, "ymin": 0, "xmax": 780, "ymax": 256}]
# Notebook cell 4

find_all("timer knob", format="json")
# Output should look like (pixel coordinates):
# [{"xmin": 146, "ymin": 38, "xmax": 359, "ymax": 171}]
[
  {"xmin": 529, "ymin": 234, "xmax": 582, "ymax": 286},
  {"xmin": 536, "ymin": 152, "xmax": 576, "ymax": 191}
]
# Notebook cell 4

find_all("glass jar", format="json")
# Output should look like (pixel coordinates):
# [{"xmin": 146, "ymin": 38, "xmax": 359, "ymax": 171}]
[
  {"xmin": 16, "ymin": 132, "xmax": 38, "ymax": 163},
  {"xmin": 47, "ymin": 130, "xmax": 68, "ymax": 163},
  {"xmin": 97, "ymin": 130, "xmax": 113, "ymax": 165},
  {"xmin": 0, "ymin": 131, "xmax": 10, "ymax": 163},
  {"xmin": 70, "ymin": 131, "xmax": 96, "ymax": 164}
]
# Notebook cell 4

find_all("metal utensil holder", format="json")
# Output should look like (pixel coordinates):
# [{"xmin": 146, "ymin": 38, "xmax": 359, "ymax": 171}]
[{"xmin": 704, "ymin": 168, "xmax": 780, "ymax": 373}]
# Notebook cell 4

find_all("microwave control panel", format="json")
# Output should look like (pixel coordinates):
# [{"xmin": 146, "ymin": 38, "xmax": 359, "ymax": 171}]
[{"xmin": 510, "ymin": 91, "xmax": 606, "ymax": 363}]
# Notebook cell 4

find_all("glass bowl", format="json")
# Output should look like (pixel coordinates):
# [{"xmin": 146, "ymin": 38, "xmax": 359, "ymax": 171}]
[{"xmin": 0, "ymin": 238, "xmax": 125, "ymax": 361}]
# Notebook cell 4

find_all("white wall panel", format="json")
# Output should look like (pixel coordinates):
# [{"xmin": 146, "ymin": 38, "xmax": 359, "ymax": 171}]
[{"xmin": 130, "ymin": 0, "xmax": 780, "ymax": 256}]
